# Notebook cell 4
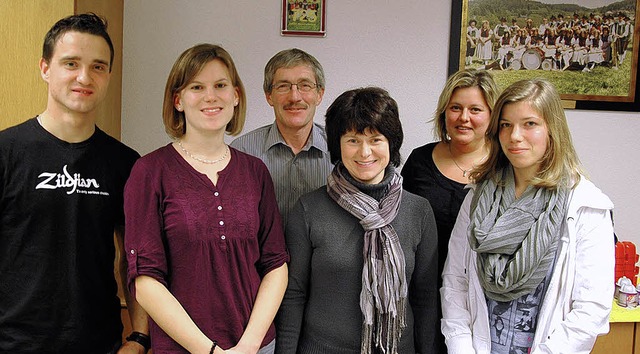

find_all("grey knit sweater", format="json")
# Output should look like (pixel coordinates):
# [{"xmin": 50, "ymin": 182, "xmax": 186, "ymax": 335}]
[{"xmin": 275, "ymin": 172, "xmax": 439, "ymax": 354}]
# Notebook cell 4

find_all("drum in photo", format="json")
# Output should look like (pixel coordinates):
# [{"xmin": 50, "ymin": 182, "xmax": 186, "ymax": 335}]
[
  {"xmin": 541, "ymin": 59, "xmax": 554, "ymax": 71},
  {"xmin": 522, "ymin": 48, "xmax": 544, "ymax": 70}
]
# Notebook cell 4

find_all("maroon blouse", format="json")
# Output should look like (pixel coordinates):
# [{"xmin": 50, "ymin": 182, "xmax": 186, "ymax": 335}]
[{"xmin": 125, "ymin": 144, "xmax": 288, "ymax": 352}]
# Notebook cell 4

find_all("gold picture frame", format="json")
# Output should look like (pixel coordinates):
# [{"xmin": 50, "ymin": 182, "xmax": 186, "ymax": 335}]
[
  {"xmin": 281, "ymin": 0, "xmax": 326, "ymax": 37},
  {"xmin": 449, "ymin": 0, "xmax": 640, "ymax": 111}
]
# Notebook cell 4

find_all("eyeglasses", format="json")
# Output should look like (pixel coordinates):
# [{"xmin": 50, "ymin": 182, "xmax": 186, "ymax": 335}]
[{"xmin": 272, "ymin": 81, "xmax": 318, "ymax": 94}]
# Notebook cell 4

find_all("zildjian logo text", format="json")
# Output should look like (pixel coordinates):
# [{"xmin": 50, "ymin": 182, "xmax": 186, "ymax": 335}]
[{"xmin": 36, "ymin": 165, "xmax": 100, "ymax": 195}]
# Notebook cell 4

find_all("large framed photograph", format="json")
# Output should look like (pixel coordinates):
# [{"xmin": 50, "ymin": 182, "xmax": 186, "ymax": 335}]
[
  {"xmin": 281, "ymin": 0, "xmax": 326, "ymax": 37},
  {"xmin": 449, "ymin": 0, "xmax": 640, "ymax": 111}
]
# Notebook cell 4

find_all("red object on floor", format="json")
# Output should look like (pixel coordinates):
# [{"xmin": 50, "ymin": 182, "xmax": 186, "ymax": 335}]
[{"xmin": 615, "ymin": 241, "xmax": 639, "ymax": 286}]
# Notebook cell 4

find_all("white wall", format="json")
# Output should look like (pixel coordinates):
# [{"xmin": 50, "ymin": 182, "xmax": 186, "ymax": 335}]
[{"xmin": 122, "ymin": 1, "xmax": 640, "ymax": 245}]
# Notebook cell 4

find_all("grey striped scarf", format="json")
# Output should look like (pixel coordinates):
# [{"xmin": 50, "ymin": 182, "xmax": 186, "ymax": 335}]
[
  {"xmin": 327, "ymin": 164, "xmax": 406, "ymax": 354},
  {"xmin": 468, "ymin": 167, "xmax": 569, "ymax": 302}
]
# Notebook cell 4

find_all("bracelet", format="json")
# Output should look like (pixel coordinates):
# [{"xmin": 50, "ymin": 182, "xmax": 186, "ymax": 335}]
[
  {"xmin": 209, "ymin": 340, "xmax": 218, "ymax": 354},
  {"xmin": 126, "ymin": 331, "xmax": 151, "ymax": 352}
]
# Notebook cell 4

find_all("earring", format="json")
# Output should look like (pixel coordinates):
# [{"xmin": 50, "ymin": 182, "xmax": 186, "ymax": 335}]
[
  {"xmin": 176, "ymin": 105, "xmax": 183, "ymax": 112},
  {"xmin": 234, "ymin": 100, "xmax": 239, "ymax": 106}
]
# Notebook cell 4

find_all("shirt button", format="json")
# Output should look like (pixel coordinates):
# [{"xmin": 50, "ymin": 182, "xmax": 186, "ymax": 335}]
[
  {"xmin": 217, "ymin": 205, "xmax": 222, "ymax": 210},
  {"xmin": 219, "ymin": 221, "xmax": 224, "ymax": 226},
  {"xmin": 221, "ymin": 235, "xmax": 226, "ymax": 240},
  {"xmin": 214, "ymin": 192, "xmax": 219, "ymax": 196},
  {"xmin": 130, "ymin": 249, "xmax": 135, "ymax": 255}
]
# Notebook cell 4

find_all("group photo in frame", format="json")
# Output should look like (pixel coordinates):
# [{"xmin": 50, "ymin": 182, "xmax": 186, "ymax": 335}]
[
  {"xmin": 281, "ymin": 0, "xmax": 326, "ymax": 37},
  {"xmin": 449, "ymin": 0, "xmax": 640, "ymax": 111}
]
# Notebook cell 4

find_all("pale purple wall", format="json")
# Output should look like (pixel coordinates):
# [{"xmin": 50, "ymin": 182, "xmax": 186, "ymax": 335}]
[{"xmin": 122, "ymin": 0, "xmax": 640, "ymax": 246}]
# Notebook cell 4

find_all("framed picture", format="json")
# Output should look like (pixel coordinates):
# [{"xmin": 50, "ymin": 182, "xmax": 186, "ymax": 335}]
[
  {"xmin": 449, "ymin": 0, "xmax": 640, "ymax": 111},
  {"xmin": 281, "ymin": 0, "xmax": 326, "ymax": 37}
]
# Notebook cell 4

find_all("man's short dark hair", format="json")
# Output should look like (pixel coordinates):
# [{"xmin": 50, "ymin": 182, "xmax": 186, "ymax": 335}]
[{"xmin": 42, "ymin": 13, "xmax": 114, "ymax": 72}]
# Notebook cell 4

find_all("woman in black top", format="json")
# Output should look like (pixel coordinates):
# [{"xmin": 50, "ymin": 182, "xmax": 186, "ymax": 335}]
[
  {"xmin": 403, "ymin": 69, "xmax": 499, "ymax": 273},
  {"xmin": 402, "ymin": 69, "xmax": 499, "ymax": 353}
]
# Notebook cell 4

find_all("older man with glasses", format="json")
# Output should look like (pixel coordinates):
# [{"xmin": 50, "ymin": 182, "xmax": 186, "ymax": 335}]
[{"xmin": 231, "ymin": 48, "xmax": 333, "ymax": 226}]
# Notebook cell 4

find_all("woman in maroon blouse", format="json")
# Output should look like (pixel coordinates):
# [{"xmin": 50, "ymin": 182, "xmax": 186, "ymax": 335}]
[{"xmin": 124, "ymin": 44, "xmax": 289, "ymax": 354}]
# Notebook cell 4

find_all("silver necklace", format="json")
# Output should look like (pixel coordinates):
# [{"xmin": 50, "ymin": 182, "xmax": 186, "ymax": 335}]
[
  {"xmin": 449, "ymin": 144, "xmax": 474, "ymax": 177},
  {"xmin": 177, "ymin": 140, "xmax": 229, "ymax": 164}
]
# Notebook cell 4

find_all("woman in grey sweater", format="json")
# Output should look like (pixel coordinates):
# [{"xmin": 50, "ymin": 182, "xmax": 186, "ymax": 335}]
[{"xmin": 275, "ymin": 87, "xmax": 439, "ymax": 354}]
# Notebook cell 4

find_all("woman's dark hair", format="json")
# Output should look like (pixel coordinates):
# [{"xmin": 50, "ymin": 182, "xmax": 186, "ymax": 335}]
[{"xmin": 325, "ymin": 87, "xmax": 403, "ymax": 166}]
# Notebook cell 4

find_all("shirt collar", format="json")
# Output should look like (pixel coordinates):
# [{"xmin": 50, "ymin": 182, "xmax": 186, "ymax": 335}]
[{"xmin": 265, "ymin": 121, "xmax": 328, "ymax": 153}]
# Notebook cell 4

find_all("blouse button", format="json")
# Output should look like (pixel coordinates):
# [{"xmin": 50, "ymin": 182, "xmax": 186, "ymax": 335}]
[
  {"xmin": 130, "ymin": 249, "xmax": 135, "ymax": 255},
  {"xmin": 219, "ymin": 220, "xmax": 224, "ymax": 226},
  {"xmin": 217, "ymin": 205, "xmax": 222, "ymax": 210},
  {"xmin": 214, "ymin": 192, "xmax": 219, "ymax": 197},
  {"xmin": 221, "ymin": 235, "xmax": 226, "ymax": 240}
]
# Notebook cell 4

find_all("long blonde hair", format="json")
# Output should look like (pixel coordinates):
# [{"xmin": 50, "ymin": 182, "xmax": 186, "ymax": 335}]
[{"xmin": 471, "ymin": 79, "xmax": 585, "ymax": 189}]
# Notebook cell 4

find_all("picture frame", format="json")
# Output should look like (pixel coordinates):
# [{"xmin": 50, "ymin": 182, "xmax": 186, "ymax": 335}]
[
  {"xmin": 449, "ymin": 0, "xmax": 640, "ymax": 111},
  {"xmin": 281, "ymin": 0, "xmax": 326, "ymax": 37}
]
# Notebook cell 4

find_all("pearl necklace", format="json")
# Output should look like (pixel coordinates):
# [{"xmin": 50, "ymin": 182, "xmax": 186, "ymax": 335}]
[{"xmin": 177, "ymin": 140, "xmax": 229, "ymax": 164}]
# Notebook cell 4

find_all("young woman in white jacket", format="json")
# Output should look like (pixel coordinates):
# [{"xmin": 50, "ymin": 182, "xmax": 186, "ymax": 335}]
[{"xmin": 441, "ymin": 78, "xmax": 614, "ymax": 354}]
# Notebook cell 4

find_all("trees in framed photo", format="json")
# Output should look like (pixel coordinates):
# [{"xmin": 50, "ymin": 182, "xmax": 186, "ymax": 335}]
[
  {"xmin": 281, "ymin": 0, "xmax": 326, "ymax": 37},
  {"xmin": 449, "ymin": 0, "xmax": 640, "ymax": 111}
]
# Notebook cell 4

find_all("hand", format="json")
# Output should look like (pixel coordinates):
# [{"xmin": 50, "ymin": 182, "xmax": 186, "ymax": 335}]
[
  {"xmin": 222, "ymin": 350, "xmax": 242, "ymax": 354},
  {"xmin": 117, "ymin": 340, "xmax": 147, "ymax": 354},
  {"xmin": 224, "ymin": 342, "xmax": 259, "ymax": 354},
  {"xmin": 224, "ymin": 349, "xmax": 254, "ymax": 354}
]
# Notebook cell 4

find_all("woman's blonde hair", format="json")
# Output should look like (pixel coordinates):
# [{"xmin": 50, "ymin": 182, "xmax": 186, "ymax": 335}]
[
  {"xmin": 471, "ymin": 78, "xmax": 584, "ymax": 188},
  {"xmin": 432, "ymin": 69, "xmax": 500, "ymax": 142}
]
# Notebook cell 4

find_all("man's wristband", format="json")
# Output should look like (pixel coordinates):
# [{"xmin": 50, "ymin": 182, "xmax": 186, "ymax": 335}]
[{"xmin": 126, "ymin": 331, "xmax": 150, "ymax": 352}]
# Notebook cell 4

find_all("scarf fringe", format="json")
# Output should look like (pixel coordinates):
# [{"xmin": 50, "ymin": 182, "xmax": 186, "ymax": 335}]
[{"xmin": 360, "ymin": 298, "xmax": 407, "ymax": 354}]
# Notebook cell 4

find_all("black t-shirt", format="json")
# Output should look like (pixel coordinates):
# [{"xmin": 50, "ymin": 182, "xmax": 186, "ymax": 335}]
[{"xmin": 0, "ymin": 118, "xmax": 139, "ymax": 353}]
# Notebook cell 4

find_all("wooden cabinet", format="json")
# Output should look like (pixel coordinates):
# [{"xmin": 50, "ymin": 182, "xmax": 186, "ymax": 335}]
[
  {"xmin": 592, "ymin": 322, "xmax": 635, "ymax": 354},
  {"xmin": 592, "ymin": 302, "xmax": 640, "ymax": 353},
  {"xmin": 0, "ymin": 0, "xmax": 70, "ymax": 129}
]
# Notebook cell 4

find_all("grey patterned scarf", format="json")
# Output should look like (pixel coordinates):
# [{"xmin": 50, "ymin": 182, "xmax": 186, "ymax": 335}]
[
  {"xmin": 468, "ymin": 166, "xmax": 569, "ymax": 302},
  {"xmin": 327, "ymin": 164, "xmax": 406, "ymax": 354}
]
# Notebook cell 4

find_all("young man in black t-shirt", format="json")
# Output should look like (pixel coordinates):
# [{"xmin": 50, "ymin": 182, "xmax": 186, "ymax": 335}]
[{"xmin": 0, "ymin": 13, "xmax": 148, "ymax": 354}]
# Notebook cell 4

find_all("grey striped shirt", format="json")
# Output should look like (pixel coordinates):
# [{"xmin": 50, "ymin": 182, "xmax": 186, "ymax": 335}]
[{"xmin": 230, "ymin": 122, "xmax": 334, "ymax": 227}]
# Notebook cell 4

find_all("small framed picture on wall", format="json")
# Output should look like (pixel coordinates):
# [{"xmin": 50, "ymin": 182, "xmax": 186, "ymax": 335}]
[{"xmin": 281, "ymin": 0, "xmax": 326, "ymax": 37}]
